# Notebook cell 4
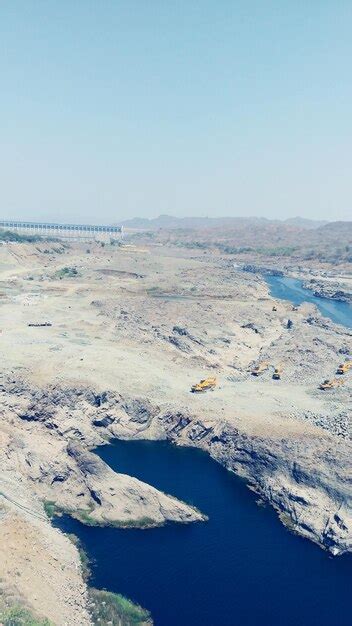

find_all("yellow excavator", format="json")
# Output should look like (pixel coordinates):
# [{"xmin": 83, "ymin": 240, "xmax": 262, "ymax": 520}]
[
  {"xmin": 191, "ymin": 377, "xmax": 217, "ymax": 393},
  {"xmin": 272, "ymin": 366, "xmax": 283, "ymax": 380},
  {"xmin": 319, "ymin": 378, "xmax": 345, "ymax": 391},
  {"xmin": 336, "ymin": 361, "xmax": 352, "ymax": 375},
  {"xmin": 251, "ymin": 361, "xmax": 269, "ymax": 376}
]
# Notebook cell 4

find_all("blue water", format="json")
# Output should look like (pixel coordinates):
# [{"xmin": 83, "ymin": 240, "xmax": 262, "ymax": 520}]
[
  {"xmin": 266, "ymin": 275, "xmax": 352, "ymax": 328},
  {"xmin": 54, "ymin": 278, "xmax": 352, "ymax": 626},
  {"xmin": 55, "ymin": 439, "xmax": 352, "ymax": 626}
]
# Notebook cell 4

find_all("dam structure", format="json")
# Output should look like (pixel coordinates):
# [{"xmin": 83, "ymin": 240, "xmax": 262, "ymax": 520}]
[{"xmin": 0, "ymin": 220, "xmax": 123, "ymax": 241}]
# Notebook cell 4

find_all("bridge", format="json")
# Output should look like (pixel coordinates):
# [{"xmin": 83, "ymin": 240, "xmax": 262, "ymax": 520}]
[{"xmin": 0, "ymin": 220, "xmax": 123, "ymax": 241}]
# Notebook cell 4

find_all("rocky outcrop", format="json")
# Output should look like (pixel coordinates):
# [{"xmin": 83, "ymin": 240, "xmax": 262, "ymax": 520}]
[
  {"xmin": 242, "ymin": 264, "xmax": 284, "ymax": 276},
  {"xmin": 303, "ymin": 279, "xmax": 352, "ymax": 304},
  {"xmin": 211, "ymin": 432, "xmax": 352, "ymax": 555},
  {"xmin": 0, "ymin": 378, "xmax": 204, "ymax": 530},
  {"xmin": 2, "ymin": 375, "xmax": 350, "ymax": 556},
  {"xmin": 155, "ymin": 412, "xmax": 352, "ymax": 555},
  {"xmin": 66, "ymin": 443, "xmax": 204, "ymax": 526}
]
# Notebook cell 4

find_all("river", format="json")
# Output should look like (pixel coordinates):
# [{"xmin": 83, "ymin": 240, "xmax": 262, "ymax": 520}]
[
  {"xmin": 266, "ymin": 275, "xmax": 352, "ymax": 328},
  {"xmin": 54, "ymin": 277, "xmax": 352, "ymax": 626}
]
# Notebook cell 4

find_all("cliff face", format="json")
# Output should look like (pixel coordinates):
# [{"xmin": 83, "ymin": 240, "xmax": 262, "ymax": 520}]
[
  {"xmin": 188, "ymin": 426, "xmax": 352, "ymax": 556},
  {"xmin": 108, "ymin": 395, "xmax": 352, "ymax": 557},
  {"xmin": 2, "ymin": 377, "xmax": 351, "ymax": 556}
]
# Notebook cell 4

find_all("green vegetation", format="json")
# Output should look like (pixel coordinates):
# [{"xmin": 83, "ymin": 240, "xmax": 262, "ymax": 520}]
[
  {"xmin": 253, "ymin": 246, "xmax": 298, "ymax": 257},
  {"xmin": 0, "ymin": 230, "xmax": 60, "ymax": 244},
  {"xmin": 65, "ymin": 536, "xmax": 153, "ymax": 624},
  {"xmin": 43, "ymin": 500, "xmax": 57, "ymax": 519},
  {"xmin": 88, "ymin": 589, "xmax": 152, "ymax": 626},
  {"xmin": 64, "ymin": 532, "xmax": 153, "ymax": 624},
  {"xmin": 0, "ymin": 605, "xmax": 52, "ymax": 626},
  {"xmin": 132, "ymin": 221, "xmax": 352, "ymax": 265},
  {"xmin": 220, "ymin": 245, "xmax": 254, "ymax": 254},
  {"xmin": 43, "ymin": 499, "xmax": 158, "ymax": 529},
  {"xmin": 0, "ymin": 230, "xmax": 42, "ymax": 243},
  {"xmin": 41, "ymin": 246, "xmax": 65, "ymax": 254},
  {"xmin": 43, "ymin": 501, "xmax": 97, "ymax": 526},
  {"xmin": 110, "ymin": 517, "xmax": 156, "ymax": 529},
  {"xmin": 74, "ymin": 511, "xmax": 157, "ymax": 529},
  {"xmin": 66, "ymin": 534, "xmax": 90, "ymax": 580},
  {"xmin": 182, "ymin": 238, "xmax": 351, "ymax": 263},
  {"xmin": 41, "ymin": 507, "xmax": 153, "ymax": 625},
  {"xmin": 73, "ymin": 509, "xmax": 100, "ymax": 526},
  {"xmin": 53, "ymin": 266, "xmax": 79, "ymax": 279}
]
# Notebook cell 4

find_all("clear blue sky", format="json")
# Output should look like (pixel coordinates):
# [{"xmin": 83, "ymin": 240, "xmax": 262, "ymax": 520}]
[{"xmin": 1, "ymin": 1, "xmax": 351, "ymax": 222}]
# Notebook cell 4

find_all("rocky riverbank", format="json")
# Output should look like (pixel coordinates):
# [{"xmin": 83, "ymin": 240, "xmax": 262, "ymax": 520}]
[
  {"xmin": 241, "ymin": 264, "xmax": 284, "ymax": 276},
  {"xmin": 302, "ymin": 278, "xmax": 352, "ymax": 304}
]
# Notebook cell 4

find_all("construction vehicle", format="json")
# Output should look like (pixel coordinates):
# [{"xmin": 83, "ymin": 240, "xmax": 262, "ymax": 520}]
[
  {"xmin": 251, "ymin": 362, "xmax": 269, "ymax": 376},
  {"xmin": 272, "ymin": 366, "xmax": 283, "ymax": 380},
  {"xmin": 336, "ymin": 361, "xmax": 352, "ymax": 375},
  {"xmin": 191, "ymin": 377, "xmax": 217, "ymax": 393},
  {"xmin": 319, "ymin": 378, "xmax": 345, "ymax": 391}
]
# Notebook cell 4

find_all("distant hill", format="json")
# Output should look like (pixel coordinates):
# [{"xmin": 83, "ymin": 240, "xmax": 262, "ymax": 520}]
[
  {"xmin": 121, "ymin": 215, "xmax": 351, "ymax": 264},
  {"xmin": 118, "ymin": 214, "xmax": 264, "ymax": 230},
  {"xmin": 317, "ymin": 220, "xmax": 352, "ymax": 235},
  {"xmin": 118, "ymin": 214, "xmax": 328, "ymax": 231},
  {"xmin": 283, "ymin": 217, "xmax": 328, "ymax": 229}
]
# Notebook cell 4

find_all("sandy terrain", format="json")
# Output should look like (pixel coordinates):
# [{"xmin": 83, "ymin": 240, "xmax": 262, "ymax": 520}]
[{"xmin": 0, "ymin": 239, "xmax": 351, "ymax": 623}]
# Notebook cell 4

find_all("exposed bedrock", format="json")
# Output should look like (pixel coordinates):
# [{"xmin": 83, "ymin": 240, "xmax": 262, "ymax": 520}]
[
  {"xmin": 144, "ymin": 409, "xmax": 352, "ymax": 556},
  {"xmin": 206, "ymin": 429, "xmax": 352, "ymax": 555},
  {"xmin": 302, "ymin": 279, "xmax": 352, "ymax": 304},
  {"xmin": 2, "ymin": 377, "xmax": 351, "ymax": 555},
  {"xmin": 0, "ymin": 379, "xmax": 204, "ymax": 530},
  {"xmin": 66, "ymin": 442, "xmax": 205, "ymax": 526}
]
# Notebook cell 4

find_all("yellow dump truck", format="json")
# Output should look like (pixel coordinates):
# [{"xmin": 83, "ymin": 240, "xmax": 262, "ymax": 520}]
[
  {"xmin": 191, "ymin": 377, "xmax": 217, "ymax": 393},
  {"xmin": 319, "ymin": 378, "xmax": 344, "ymax": 391},
  {"xmin": 251, "ymin": 362, "xmax": 269, "ymax": 376},
  {"xmin": 336, "ymin": 361, "xmax": 352, "ymax": 375}
]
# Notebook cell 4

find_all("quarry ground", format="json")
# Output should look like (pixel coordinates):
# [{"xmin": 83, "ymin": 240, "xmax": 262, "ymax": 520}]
[{"xmin": 0, "ymin": 239, "xmax": 351, "ymax": 625}]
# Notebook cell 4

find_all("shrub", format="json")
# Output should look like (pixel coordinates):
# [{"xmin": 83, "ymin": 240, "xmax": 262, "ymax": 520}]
[
  {"xmin": 88, "ymin": 589, "xmax": 152, "ymax": 626},
  {"xmin": 0, "ymin": 606, "xmax": 52, "ymax": 626}
]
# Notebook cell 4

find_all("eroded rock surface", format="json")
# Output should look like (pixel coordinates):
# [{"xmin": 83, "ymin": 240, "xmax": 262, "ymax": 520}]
[{"xmin": 303, "ymin": 278, "xmax": 352, "ymax": 304}]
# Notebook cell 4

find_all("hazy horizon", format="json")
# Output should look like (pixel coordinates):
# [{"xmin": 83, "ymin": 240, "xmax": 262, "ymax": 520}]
[
  {"xmin": 1, "ymin": 213, "xmax": 349, "ymax": 226},
  {"xmin": 1, "ymin": 2, "xmax": 351, "ymax": 223}
]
